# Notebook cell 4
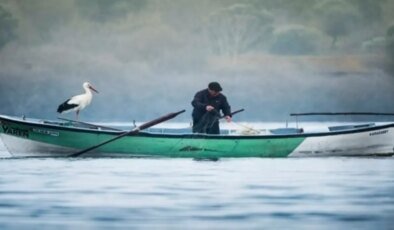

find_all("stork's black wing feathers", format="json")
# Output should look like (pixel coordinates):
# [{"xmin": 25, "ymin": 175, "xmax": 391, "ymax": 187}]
[{"xmin": 57, "ymin": 99, "xmax": 78, "ymax": 113}]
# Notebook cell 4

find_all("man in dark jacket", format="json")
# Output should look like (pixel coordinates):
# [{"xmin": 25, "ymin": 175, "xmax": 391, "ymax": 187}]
[{"xmin": 191, "ymin": 82, "xmax": 232, "ymax": 134}]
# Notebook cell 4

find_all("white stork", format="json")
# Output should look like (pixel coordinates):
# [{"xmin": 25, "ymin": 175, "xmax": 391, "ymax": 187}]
[{"xmin": 57, "ymin": 82, "xmax": 99, "ymax": 120}]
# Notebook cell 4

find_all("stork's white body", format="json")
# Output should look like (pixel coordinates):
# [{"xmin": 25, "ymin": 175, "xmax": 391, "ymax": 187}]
[{"xmin": 57, "ymin": 82, "xmax": 98, "ymax": 119}]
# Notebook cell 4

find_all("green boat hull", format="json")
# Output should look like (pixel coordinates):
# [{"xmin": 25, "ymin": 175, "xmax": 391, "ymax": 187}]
[
  {"xmin": 0, "ymin": 115, "xmax": 304, "ymax": 158},
  {"xmin": 2, "ymin": 115, "xmax": 394, "ymax": 158}
]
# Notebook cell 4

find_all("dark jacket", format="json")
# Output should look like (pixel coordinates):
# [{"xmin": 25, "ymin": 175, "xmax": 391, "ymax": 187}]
[{"xmin": 191, "ymin": 89, "xmax": 231, "ymax": 121}]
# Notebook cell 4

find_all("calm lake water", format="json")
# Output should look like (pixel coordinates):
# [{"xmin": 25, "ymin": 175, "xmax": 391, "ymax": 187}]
[{"xmin": 1, "ymin": 140, "xmax": 394, "ymax": 229}]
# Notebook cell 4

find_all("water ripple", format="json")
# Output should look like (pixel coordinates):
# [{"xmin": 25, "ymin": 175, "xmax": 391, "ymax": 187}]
[{"xmin": 0, "ymin": 158, "xmax": 394, "ymax": 229}]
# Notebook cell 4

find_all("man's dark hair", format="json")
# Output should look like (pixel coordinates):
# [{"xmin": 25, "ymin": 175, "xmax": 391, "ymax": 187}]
[{"xmin": 208, "ymin": 82, "xmax": 222, "ymax": 92}]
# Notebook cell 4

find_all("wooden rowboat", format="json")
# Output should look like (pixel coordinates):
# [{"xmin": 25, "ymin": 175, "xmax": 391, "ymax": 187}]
[{"xmin": 0, "ymin": 113, "xmax": 393, "ymax": 158}]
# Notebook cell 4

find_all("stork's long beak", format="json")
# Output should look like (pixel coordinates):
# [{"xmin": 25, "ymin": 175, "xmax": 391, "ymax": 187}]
[{"xmin": 89, "ymin": 86, "xmax": 99, "ymax": 93}]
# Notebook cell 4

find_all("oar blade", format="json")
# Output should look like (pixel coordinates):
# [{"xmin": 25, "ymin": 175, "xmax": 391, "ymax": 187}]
[{"xmin": 139, "ymin": 110, "xmax": 186, "ymax": 130}]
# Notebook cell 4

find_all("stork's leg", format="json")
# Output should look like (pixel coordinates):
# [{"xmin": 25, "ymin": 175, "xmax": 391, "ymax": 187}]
[{"xmin": 76, "ymin": 110, "xmax": 80, "ymax": 121}]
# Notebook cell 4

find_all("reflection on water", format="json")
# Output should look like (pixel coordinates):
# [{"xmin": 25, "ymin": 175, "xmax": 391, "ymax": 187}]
[{"xmin": 0, "ymin": 156, "xmax": 393, "ymax": 229}]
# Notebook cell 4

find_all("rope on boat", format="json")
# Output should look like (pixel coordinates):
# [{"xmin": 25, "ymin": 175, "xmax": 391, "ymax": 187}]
[{"xmin": 228, "ymin": 122, "xmax": 262, "ymax": 135}]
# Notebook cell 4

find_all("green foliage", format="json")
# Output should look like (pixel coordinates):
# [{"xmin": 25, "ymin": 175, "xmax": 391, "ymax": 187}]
[
  {"xmin": 362, "ymin": 37, "xmax": 386, "ymax": 53},
  {"xmin": 350, "ymin": 0, "xmax": 385, "ymax": 24},
  {"xmin": 388, "ymin": 25, "xmax": 394, "ymax": 37},
  {"xmin": 12, "ymin": 1, "xmax": 76, "ymax": 42},
  {"xmin": 314, "ymin": 0, "xmax": 360, "ymax": 47},
  {"xmin": 251, "ymin": 0, "xmax": 317, "ymax": 14},
  {"xmin": 387, "ymin": 25, "xmax": 394, "ymax": 60},
  {"xmin": 207, "ymin": 3, "xmax": 274, "ymax": 57},
  {"xmin": 270, "ymin": 25, "xmax": 322, "ymax": 55},
  {"xmin": 244, "ymin": 0, "xmax": 318, "ymax": 23},
  {"xmin": 76, "ymin": 0, "xmax": 147, "ymax": 23},
  {"xmin": 385, "ymin": 25, "xmax": 394, "ymax": 75},
  {"xmin": 0, "ymin": 5, "xmax": 17, "ymax": 49}
]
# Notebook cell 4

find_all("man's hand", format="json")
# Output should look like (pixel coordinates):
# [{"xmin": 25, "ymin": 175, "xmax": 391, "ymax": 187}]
[
  {"xmin": 225, "ymin": 116, "xmax": 231, "ymax": 123},
  {"xmin": 206, "ymin": 105, "xmax": 215, "ymax": 111}
]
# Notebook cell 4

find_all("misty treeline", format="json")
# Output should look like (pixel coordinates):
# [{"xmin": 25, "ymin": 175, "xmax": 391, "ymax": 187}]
[
  {"xmin": 1, "ymin": 0, "xmax": 393, "ymax": 57},
  {"xmin": 0, "ymin": 0, "xmax": 394, "ymax": 121}
]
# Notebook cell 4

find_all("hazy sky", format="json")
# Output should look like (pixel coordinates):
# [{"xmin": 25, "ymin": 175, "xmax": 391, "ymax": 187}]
[{"xmin": 0, "ymin": 0, "xmax": 394, "ymax": 122}]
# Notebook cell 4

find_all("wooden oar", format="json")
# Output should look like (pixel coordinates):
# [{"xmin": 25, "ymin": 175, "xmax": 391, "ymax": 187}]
[
  {"xmin": 214, "ymin": 108, "xmax": 245, "ymax": 121},
  {"xmin": 68, "ymin": 109, "xmax": 186, "ymax": 157},
  {"xmin": 225, "ymin": 108, "xmax": 244, "ymax": 119},
  {"xmin": 58, "ymin": 117, "xmax": 122, "ymax": 131},
  {"xmin": 212, "ymin": 108, "xmax": 245, "ymax": 119},
  {"xmin": 290, "ymin": 112, "xmax": 394, "ymax": 116}
]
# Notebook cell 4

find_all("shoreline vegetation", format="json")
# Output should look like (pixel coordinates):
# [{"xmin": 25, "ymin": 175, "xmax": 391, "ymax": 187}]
[{"xmin": 208, "ymin": 54, "xmax": 388, "ymax": 75}]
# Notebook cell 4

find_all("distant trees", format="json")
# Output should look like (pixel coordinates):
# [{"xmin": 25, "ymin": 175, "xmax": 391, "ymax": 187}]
[
  {"xmin": 361, "ymin": 36, "xmax": 386, "ymax": 53},
  {"xmin": 76, "ymin": 0, "xmax": 147, "ymax": 23},
  {"xmin": 388, "ymin": 25, "xmax": 394, "ymax": 36},
  {"xmin": 314, "ymin": 0, "xmax": 360, "ymax": 48},
  {"xmin": 249, "ymin": 0, "xmax": 317, "ymax": 21},
  {"xmin": 0, "ymin": 5, "xmax": 17, "ymax": 49},
  {"xmin": 350, "ymin": 0, "xmax": 384, "ymax": 25},
  {"xmin": 386, "ymin": 25, "xmax": 394, "ymax": 74},
  {"xmin": 206, "ymin": 4, "xmax": 273, "ymax": 60},
  {"xmin": 270, "ymin": 25, "xmax": 323, "ymax": 55}
]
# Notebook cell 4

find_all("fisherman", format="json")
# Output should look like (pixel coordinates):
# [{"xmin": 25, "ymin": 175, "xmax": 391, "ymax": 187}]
[{"xmin": 191, "ymin": 82, "xmax": 232, "ymax": 134}]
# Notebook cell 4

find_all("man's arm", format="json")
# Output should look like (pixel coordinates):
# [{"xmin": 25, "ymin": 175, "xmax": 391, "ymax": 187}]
[
  {"xmin": 221, "ymin": 96, "xmax": 231, "ymax": 116},
  {"xmin": 191, "ymin": 91, "xmax": 207, "ymax": 110},
  {"xmin": 221, "ymin": 96, "xmax": 232, "ymax": 122}
]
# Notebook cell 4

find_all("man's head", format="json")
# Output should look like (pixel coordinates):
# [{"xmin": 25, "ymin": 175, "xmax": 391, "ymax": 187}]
[{"xmin": 208, "ymin": 82, "xmax": 222, "ymax": 96}]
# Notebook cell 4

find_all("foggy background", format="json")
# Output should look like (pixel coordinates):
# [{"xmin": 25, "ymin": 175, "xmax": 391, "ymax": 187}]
[{"xmin": 1, "ymin": 0, "xmax": 394, "ymax": 123}]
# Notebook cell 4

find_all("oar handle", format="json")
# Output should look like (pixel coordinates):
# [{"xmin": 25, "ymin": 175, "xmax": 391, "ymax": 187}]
[
  {"xmin": 220, "ymin": 108, "xmax": 244, "ymax": 119},
  {"xmin": 290, "ymin": 112, "xmax": 394, "ymax": 116},
  {"xmin": 230, "ymin": 109, "xmax": 244, "ymax": 117}
]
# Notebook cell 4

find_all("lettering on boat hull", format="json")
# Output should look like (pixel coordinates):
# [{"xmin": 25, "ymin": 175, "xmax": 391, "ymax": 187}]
[
  {"xmin": 32, "ymin": 128, "xmax": 59, "ymax": 137},
  {"xmin": 2, "ymin": 125, "xmax": 29, "ymax": 138},
  {"xmin": 369, "ymin": 130, "xmax": 388, "ymax": 136}
]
